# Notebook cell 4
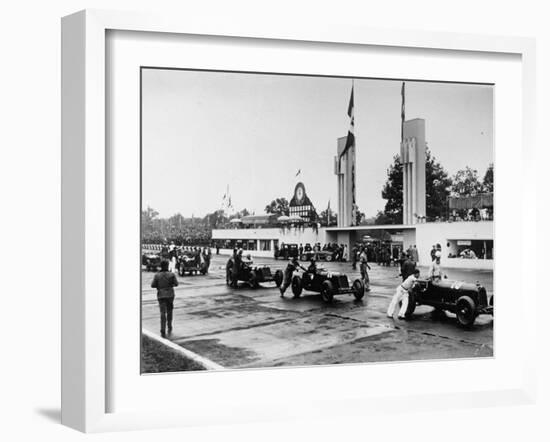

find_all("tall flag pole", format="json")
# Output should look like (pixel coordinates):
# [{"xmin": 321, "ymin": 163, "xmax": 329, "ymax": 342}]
[
  {"xmin": 327, "ymin": 199, "xmax": 331, "ymax": 226},
  {"xmin": 401, "ymin": 82, "xmax": 405, "ymax": 142},
  {"xmin": 340, "ymin": 82, "xmax": 355, "ymax": 159},
  {"xmin": 338, "ymin": 82, "xmax": 357, "ymax": 226}
]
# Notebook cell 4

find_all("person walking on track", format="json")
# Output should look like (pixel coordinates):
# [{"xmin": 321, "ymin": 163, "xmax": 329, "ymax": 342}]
[{"xmin": 151, "ymin": 260, "xmax": 179, "ymax": 338}]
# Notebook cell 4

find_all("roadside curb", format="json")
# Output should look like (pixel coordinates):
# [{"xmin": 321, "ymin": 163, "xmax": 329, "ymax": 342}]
[{"xmin": 142, "ymin": 328, "xmax": 225, "ymax": 371}]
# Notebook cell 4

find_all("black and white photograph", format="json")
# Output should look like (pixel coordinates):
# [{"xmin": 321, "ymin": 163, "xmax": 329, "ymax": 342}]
[{"xmin": 140, "ymin": 68, "xmax": 494, "ymax": 373}]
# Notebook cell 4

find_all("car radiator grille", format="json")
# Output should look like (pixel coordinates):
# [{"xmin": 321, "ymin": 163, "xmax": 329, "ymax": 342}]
[{"xmin": 337, "ymin": 275, "xmax": 349, "ymax": 288}]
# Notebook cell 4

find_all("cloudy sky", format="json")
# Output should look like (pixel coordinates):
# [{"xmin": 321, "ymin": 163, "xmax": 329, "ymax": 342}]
[{"xmin": 142, "ymin": 69, "xmax": 493, "ymax": 218}]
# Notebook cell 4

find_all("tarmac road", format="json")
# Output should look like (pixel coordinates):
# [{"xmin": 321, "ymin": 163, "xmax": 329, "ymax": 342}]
[{"xmin": 141, "ymin": 255, "xmax": 493, "ymax": 370}]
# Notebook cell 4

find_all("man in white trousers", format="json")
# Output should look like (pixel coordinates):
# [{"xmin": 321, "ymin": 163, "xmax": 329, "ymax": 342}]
[{"xmin": 387, "ymin": 268, "xmax": 420, "ymax": 320}]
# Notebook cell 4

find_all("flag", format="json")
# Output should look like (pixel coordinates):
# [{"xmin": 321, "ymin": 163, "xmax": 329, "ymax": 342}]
[
  {"xmin": 401, "ymin": 82, "xmax": 405, "ymax": 142},
  {"xmin": 340, "ymin": 85, "xmax": 355, "ymax": 159}
]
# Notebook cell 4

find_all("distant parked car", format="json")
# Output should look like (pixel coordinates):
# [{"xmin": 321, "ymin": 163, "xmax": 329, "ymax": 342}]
[
  {"xmin": 142, "ymin": 251, "xmax": 161, "ymax": 272},
  {"xmin": 274, "ymin": 243, "xmax": 299, "ymax": 260},
  {"xmin": 405, "ymin": 279, "xmax": 493, "ymax": 327}
]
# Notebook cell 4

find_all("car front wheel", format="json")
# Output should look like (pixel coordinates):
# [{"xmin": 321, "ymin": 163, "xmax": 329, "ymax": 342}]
[
  {"xmin": 456, "ymin": 296, "xmax": 476, "ymax": 327},
  {"xmin": 321, "ymin": 280, "xmax": 334, "ymax": 303},
  {"xmin": 352, "ymin": 279, "xmax": 365, "ymax": 300},
  {"xmin": 274, "ymin": 270, "xmax": 283, "ymax": 287},
  {"xmin": 291, "ymin": 275, "xmax": 303, "ymax": 298}
]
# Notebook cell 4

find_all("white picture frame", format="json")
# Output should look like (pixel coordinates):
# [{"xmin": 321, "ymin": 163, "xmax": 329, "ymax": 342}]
[{"xmin": 61, "ymin": 9, "xmax": 537, "ymax": 433}]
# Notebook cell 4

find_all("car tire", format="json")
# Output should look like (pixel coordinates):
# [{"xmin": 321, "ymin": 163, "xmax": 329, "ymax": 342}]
[
  {"xmin": 249, "ymin": 271, "xmax": 259, "ymax": 289},
  {"xmin": 291, "ymin": 275, "xmax": 303, "ymax": 298},
  {"xmin": 321, "ymin": 280, "xmax": 334, "ymax": 303},
  {"xmin": 274, "ymin": 270, "xmax": 283, "ymax": 287},
  {"xmin": 456, "ymin": 296, "xmax": 476, "ymax": 327},
  {"xmin": 325, "ymin": 255, "xmax": 332, "ymax": 262},
  {"xmin": 300, "ymin": 254, "xmax": 307, "ymax": 261},
  {"xmin": 352, "ymin": 279, "xmax": 365, "ymax": 300},
  {"xmin": 226, "ymin": 268, "xmax": 231, "ymax": 285}
]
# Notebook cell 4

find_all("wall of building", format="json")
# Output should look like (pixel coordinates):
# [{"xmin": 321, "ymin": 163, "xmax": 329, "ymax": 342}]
[
  {"xmin": 414, "ymin": 221, "xmax": 494, "ymax": 269},
  {"xmin": 212, "ymin": 226, "xmax": 329, "ymax": 257},
  {"xmin": 212, "ymin": 221, "xmax": 494, "ymax": 269}
]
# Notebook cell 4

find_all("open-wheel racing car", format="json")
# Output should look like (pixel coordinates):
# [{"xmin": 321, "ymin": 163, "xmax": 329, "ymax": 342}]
[
  {"xmin": 142, "ymin": 251, "xmax": 161, "ymax": 272},
  {"xmin": 403, "ymin": 278, "xmax": 493, "ymax": 327},
  {"xmin": 177, "ymin": 251, "xmax": 208, "ymax": 276},
  {"xmin": 290, "ymin": 268, "xmax": 365, "ymax": 303},
  {"xmin": 226, "ymin": 257, "xmax": 283, "ymax": 288}
]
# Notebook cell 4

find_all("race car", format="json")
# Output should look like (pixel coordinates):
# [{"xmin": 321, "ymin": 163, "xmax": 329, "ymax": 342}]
[
  {"xmin": 404, "ymin": 278, "xmax": 493, "ymax": 327},
  {"xmin": 141, "ymin": 251, "xmax": 161, "ymax": 272},
  {"xmin": 177, "ymin": 251, "xmax": 208, "ymax": 276},
  {"xmin": 290, "ymin": 268, "xmax": 365, "ymax": 303},
  {"xmin": 226, "ymin": 257, "xmax": 283, "ymax": 288}
]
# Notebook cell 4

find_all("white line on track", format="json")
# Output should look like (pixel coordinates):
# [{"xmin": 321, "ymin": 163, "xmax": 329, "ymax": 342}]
[{"xmin": 142, "ymin": 328, "xmax": 225, "ymax": 371}]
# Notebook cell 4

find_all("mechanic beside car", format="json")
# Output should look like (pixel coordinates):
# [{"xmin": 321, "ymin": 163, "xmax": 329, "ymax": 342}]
[{"xmin": 387, "ymin": 268, "xmax": 421, "ymax": 320}]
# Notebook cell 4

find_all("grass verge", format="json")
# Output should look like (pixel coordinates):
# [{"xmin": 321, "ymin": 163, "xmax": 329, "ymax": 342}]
[{"xmin": 141, "ymin": 334, "xmax": 207, "ymax": 373}]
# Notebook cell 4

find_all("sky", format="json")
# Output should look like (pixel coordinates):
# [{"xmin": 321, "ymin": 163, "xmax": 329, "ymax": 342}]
[{"xmin": 142, "ymin": 69, "xmax": 493, "ymax": 218}]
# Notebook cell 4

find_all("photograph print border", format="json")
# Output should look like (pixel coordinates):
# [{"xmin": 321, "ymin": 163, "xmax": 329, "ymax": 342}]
[{"xmin": 61, "ymin": 9, "xmax": 537, "ymax": 432}]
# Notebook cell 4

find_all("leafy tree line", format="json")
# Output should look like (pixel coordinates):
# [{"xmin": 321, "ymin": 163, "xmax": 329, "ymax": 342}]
[
  {"xmin": 375, "ymin": 152, "xmax": 493, "ymax": 224},
  {"xmin": 141, "ymin": 207, "xmax": 249, "ymax": 244}
]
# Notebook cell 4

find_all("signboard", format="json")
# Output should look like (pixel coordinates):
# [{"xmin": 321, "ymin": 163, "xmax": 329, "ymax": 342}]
[
  {"xmin": 457, "ymin": 240, "xmax": 472, "ymax": 246},
  {"xmin": 289, "ymin": 182, "xmax": 315, "ymax": 222}
]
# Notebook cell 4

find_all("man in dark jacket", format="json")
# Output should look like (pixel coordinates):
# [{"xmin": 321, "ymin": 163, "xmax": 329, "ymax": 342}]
[
  {"xmin": 400, "ymin": 254, "xmax": 417, "ymax": 281},
  {"xmin": 231, "ymin": 249, "xmax": 243, "ymax": 287},
  {"xmin": 151, "ymin": 260, "xmax": 179, "ymax": 337}
]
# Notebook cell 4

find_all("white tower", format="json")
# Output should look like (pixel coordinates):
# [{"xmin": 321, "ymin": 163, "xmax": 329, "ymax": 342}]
[
  {"xmin": 335, "ymin": 136, "xmax": 356, "ymax": 227},
  {"xmin": 400, "ymin": 119, "xmax": 426, "ymax": 224}
]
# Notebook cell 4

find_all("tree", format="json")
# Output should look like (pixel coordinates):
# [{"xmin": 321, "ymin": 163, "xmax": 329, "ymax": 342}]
[
  {"xmin": 264, "ymin": 197, "xmax": 290, "ymax": 216},
  {"xmin": 203, "ymin": 209, "xmax": 227, "ymax": 229},
  {"xmin": 380, "ymin": 155, "xmax": 404, "ymax": 224},
  {"xmin": 318, "ymin": 208, "xmax": 337, "ymax": 226},
  {"xmin": 141, "ymin": 206, "xmax": 159, "ymax": 238},
  {"xmin": 374, "ymin": 210, "xmax": 392, "ymax": 225},
  {"xmin": 482, "ymin": 163, "xmax": 493, "ymax": 193},
  {"xmin": 379, "ymin": 149, "xmax": 451, "ymax": 224},
  {"xmin": 355, "ymin": 206, "xmax": 366, "ymax": 225},
  {"xmin": 426, "ymin": 152, "xmax": 453, "ymax": 220},
  {"xmin": 451, "ymin": 166, "xmax": 483, "ymax": 197},
  {"xmin": 233, "ymin": 208, "xmax": 250, "ymax": 219}
]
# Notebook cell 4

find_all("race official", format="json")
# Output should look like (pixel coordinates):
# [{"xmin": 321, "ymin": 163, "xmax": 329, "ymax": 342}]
[
  {"xmin": 359, "ymin": 249, "xmax": 371, "ymax": 288},
  {"xmin": 428, "ymin": 251, "xmax": 445, "ymax": 281},
  {"xmin": 151, "ymin": 260, "xmax": 179, "ymax": 337},
  {"xmin": 387, "ymin": 268, "xmax": 420, "ymax": 320},
  {"xmin": 280, "ymin": 257, "xmax": 306, "ymax": 297}
]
